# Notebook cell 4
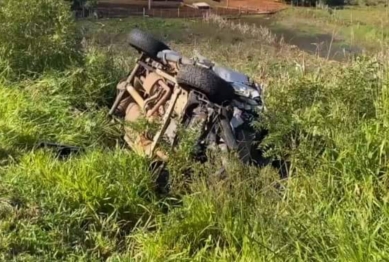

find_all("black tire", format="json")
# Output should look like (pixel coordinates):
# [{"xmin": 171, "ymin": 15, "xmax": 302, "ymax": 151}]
[
  {"xmin": 128, "ymin": 29, "xmax": 170, "ymax": 59},
  {"xmin": 176, "ymin": 64, "xmax": 235, "ymax": 103}
]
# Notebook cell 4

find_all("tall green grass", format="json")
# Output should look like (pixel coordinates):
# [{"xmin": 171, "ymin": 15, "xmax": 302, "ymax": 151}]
[
  {"xmin": 1, "ymin": 5, "xmax": 389, "ymax": 261},
  {"xmin": 276, "ymin": 7, "xmax": 389, "ymax": 52},
  {"xmin": 0, "ymin": 0, "xmax": 80, "ymax": 80}
]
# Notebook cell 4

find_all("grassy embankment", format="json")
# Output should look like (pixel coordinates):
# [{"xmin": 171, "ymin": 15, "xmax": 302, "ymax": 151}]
[
  {"xmin": 1, "ymin": 6, "xmax": 389, "ymax": 261},
  {"xmin": 273, "ymin": 6, "xmax": 389, "ymax": 52}
]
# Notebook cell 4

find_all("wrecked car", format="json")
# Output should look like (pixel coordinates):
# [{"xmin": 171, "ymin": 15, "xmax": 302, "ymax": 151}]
[{"xmin": 108, "ymin": 29, "xmax": 268, "ymax": 171}]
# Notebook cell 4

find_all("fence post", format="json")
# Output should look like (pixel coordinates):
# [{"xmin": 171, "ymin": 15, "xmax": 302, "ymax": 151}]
[
  {"xmin": 178, "ymin": 7, "xmax": 180, "ymax": 18},
  {"xmin": 143, "ymin": 8, "xmax": 145, "ymax": 17}
]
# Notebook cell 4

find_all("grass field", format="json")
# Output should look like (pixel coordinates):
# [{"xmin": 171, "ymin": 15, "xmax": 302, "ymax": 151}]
[
  {"xmin": 234, "ymin": 6, "xmax": 388, "ymax": 61},
  {"xmin": 273, "ymin": 6, "xmax": 389, "ymax": 51},
  {"xmin": 1, "ymin": 5, "xmax": 389, "ymax": 261}
]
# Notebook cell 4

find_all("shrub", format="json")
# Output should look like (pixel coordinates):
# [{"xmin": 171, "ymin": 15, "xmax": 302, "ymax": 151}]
[{"xmin": 0, "ymin": 0, "xmax": 80, "ymax": 79}]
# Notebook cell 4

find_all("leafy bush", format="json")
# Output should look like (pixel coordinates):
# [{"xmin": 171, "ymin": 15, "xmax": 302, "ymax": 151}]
[{"xmin": 0, "ymin": 0, "xmax": 80, "ymax": 79}]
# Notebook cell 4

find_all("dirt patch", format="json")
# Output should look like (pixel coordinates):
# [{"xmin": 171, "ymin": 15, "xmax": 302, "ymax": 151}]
[{"xmin": 222, "ymin": 0, "xmax": 286, "ymax": 13}]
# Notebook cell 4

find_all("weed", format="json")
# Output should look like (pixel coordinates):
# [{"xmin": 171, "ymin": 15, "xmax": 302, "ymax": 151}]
[
  {"xmin": 0, "ymin": 0, "xmax": 81, "ymax": 79},
  {"xmin": 1, "ymin": 6, "xmax": 389, "ymax": 261}
]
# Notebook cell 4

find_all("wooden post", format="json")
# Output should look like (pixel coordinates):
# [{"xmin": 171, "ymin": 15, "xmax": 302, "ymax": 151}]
[
  {"xmin": 178, "ymin": 7, "xmax": 180, "ymax": 18},
  {"xmin": 148, "ymin": 0, "xmax": 151, "ymax": 10},
  {"xmin": 143, "ymin": 7, "xmax": 145, "ymax": 17}
]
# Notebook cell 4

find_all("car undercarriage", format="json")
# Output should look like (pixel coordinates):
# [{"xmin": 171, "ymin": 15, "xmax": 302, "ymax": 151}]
[{"xmin": 108, "ymin": 29, "xmax": 274, "ymax": 179}]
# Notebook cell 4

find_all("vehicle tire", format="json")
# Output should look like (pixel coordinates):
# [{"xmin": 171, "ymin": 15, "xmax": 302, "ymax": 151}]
[
  {"xmin": 128, "ymin": 29, "xmax": 170, "ymax": 59},
  {"xmin": 176, "ymin": 64, "xmax": 235, "ymax": 103}
]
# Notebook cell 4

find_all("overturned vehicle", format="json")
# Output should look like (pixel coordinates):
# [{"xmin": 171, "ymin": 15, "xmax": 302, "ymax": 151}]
[{"xmin": 109, "ymin": 29, "xmax": 271, "ymax": 173}]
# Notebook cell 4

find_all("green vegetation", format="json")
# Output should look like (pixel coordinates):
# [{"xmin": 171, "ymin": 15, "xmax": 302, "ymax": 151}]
[
  {"xmin": 0, "ymin": 0, "xmax": 80, "ymax": 79},
  {"xmin": 1, "ymin": 1, "xmax": 389, "ymax": 261},
  {"xmin": 275, "ymin": 7, "xmax": 389, "ymax": 51}
]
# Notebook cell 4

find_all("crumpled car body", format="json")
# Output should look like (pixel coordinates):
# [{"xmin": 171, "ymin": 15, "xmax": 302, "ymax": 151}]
[{"xmin": 109, "ymin": 29, "xmax": 268, "ymax": 169}]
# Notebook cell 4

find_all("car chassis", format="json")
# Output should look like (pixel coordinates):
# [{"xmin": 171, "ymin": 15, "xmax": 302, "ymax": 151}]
[{"xmin": 108, "ymin": 29, "xmax": 267, "ymax": 168}]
